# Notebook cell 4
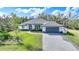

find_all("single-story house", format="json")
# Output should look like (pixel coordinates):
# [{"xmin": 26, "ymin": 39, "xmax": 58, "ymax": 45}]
[{"xmin": 18, "ymin": 18, "xmax": 67, "ymax": 33}]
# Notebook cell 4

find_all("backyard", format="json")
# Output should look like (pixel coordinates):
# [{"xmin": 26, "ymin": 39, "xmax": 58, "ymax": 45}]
[{"xmin": 0, "ymin": 31, "xmax": 42, "ymax": 51}]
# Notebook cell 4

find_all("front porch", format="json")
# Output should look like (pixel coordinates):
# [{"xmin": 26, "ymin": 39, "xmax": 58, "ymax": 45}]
[
  {"xmin": 18, "ymin": 24, "xmax": 42, "ymax": 31},
  {"xmin": 29, "ymin": 24, "xmax": 42, "ymax": 31}
]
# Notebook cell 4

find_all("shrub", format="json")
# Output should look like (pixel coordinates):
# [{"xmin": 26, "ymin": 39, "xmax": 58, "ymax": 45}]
[
  {"xmin": 0, "ymin": 32, "xmax": 12, "ymax": 41},
  {"xmin": 64, "ymin": 31, "xmax": 74, "ymax": 36},
  {"xmin": 25, "ymin": 44, "xmax": 33, "ymax": 51}
]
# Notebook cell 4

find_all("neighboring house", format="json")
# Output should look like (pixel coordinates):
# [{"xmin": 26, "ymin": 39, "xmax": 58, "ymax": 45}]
[{"xmin": 18, "ymin": 18, "xmax": 67, "ymax": 33}]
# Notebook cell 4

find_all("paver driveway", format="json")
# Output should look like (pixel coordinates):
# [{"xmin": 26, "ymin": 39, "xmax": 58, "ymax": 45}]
[{"xmin": 42, "ymin": 33, "xmax": 77, "ymax": 51}]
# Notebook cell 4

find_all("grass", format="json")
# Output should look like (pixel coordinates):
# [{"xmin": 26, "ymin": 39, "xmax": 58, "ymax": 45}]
[
  {"xmin": 0, "ymin": 45, "xmax": 27, "ymax": 51},
  {"xmin": 0, "ymin": 30, "xmax": 42, "ymax": 51},
  {"xmin": 64, "ymin": 29, "xmax": 79, "ymax": 46},
  {"xmin": 9, "ymin": 31, "xmax": 42, "ymax": 50}
]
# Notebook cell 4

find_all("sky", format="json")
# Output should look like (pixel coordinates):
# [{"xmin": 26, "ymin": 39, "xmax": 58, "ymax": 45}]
[{"xmin": 0, "ymin": 7, "xmax": 79, "ymax": 18}]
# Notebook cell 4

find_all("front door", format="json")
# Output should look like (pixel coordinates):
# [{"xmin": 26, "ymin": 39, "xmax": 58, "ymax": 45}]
[{"xmin": 29, "ymin": 25, "xmax": 32, "ymax": 31}]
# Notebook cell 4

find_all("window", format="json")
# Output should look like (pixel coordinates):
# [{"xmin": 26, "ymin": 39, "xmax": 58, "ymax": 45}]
[
  {"xmin": 22, "ymin": 26, "xmax": 24, "ymax": 29},
  {"xmin": 22, "ymin": 25, "xmax": 29, "ymax": 29}
]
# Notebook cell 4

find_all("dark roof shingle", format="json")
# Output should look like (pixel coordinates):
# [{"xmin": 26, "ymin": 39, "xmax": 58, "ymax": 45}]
[
  {"xmin": 20, "ymin": 18, "xmax": 47, "ymax": 25},
  {"xmin": 20, "ymin": 18, "xmax": 63, "ymax": 27},
  {"xmin": 42, "ymin": 21, "xmax": 63, "ymax": 27}
]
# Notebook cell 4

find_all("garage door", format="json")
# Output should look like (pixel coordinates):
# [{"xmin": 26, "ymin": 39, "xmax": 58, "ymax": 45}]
[{"xmin": 46, "ymin": 27, "xmax": 59, "ymax": 33}]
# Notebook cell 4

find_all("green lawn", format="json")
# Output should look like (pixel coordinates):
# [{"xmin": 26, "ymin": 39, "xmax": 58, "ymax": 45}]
[
  {"xmin": 0, "ymin": 31, "xmax": 42, "ymax": 51},
  {"xmin": 0, "ymin": 45, "xmax": 27, "ymax": 51},
  {"xmin": 64, "ymin": 29, "xmax": 79, "ymax": 46}
]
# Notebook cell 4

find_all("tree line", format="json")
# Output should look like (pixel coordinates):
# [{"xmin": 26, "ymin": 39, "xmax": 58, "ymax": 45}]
[
  {"xmin": 0, "ymin": 13, "xmax": 30, "ymax": 32},
  {"xmin": 0, "ymin": 12, "xmax": 79, "ymax": 33}
]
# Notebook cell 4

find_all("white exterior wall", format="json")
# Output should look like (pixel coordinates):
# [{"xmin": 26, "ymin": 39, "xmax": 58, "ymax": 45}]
[
  {"xmin": 32, "ymin": 25, "xmax": 35, "ymax": 30},
  {"xmin": 18, "ymin": 25, "xmax": 29, "ymax": 30},
  {"xmin": 64, "ymin": 28, "xmax": 67, "ymax": 33},
  {"xmin": 42, "ymin": 27, "xmax": 46, "ymax": 32},
  {"xmin": 59, "ymin": 27, "xmax": 67, "ymax": 33},
  {"xmin": 18, "ymin": 26, "xmax": 22, "ymax": 29},
  {"xmin": 24, "ymin": 25, "xmax": 29, "ymax": 29}
]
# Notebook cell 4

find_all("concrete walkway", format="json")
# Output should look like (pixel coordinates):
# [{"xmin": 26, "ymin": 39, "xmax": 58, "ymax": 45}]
[{"xmin": 42, "ymin": 33, "xmax": 77, "ymax": 51}]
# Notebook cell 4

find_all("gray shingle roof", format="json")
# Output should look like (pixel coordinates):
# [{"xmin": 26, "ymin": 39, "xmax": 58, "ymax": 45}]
[
  {"xmin": 20, "ymin": 18, "xmax": 47, "ymax": 25},
  {"xmin": 20, "ymin": 18, "xmax": 63, "ymax": 27},
  {"xmin": 42, "ymin": 21, "xmax": 63, "ymax": 27}
]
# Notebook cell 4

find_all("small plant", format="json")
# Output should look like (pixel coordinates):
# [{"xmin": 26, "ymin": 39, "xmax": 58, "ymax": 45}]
[
  {"xmin": 64, "ymin": 31, "xmax": 74, "ymax": 36},
  {"xmin": 25, "ymin": 44, "xmax": 33, "ymax": 51},
  {"xmin": 0, "ymin": 32, "xmax": 11, "ymax": 41}
]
